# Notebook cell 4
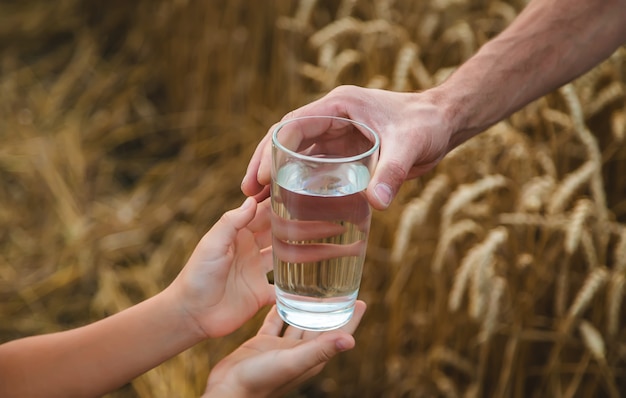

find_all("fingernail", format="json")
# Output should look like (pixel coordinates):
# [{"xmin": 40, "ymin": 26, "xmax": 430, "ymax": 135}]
[
  {"xmin": 335, "ymin": 338, "xmax": 349, "ymax": 351},
  {"xmin": 240, "ymin": 174, "xmax": 248, "ymax": 188},
  {"xmin": 374, "ymin": 183, "xmax": 393, "ymax": 208},
  {"xmin": 241, "ymin": 196, "xmax": 255, "ymax": 209}
]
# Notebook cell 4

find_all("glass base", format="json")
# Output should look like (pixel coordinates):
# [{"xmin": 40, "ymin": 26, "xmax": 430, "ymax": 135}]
[{"xmin": 275, "ymin": 287, "xmax": 356, "ymax": 331}]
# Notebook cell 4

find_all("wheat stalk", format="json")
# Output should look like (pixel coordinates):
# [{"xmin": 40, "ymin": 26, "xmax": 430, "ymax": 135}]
[
  {"xmin": 499, "ymin": 212, "xmax": 567, "ymax": 229},
  {"xmin": 374, "ymin": 0, "xmax": 393, "ymax": 20},
  {"xmin": 440, "ymin": 21, "xmax": 475, "ymax": 61},
  {"xmin": 541, "ymin": 108, "xmax": 573, "ymax": 129},
  {"xmin": 365, "ymin": 75, "xmax": 389, "ymax": 89},
  {"xmin": 488, "ymin": 1, "xmax": 518, "ymax": 24},
  {"xmin": 294, "ymin": 0, "xmax": 317, "ymax": 27},
  {"xmin": 427, "ymin": 345, "xmax": 475, "ymax": 377},
  {"xmin": 574, "ymin": 60, "xmax": 611, "ymax": 104},
  {"xmin": 565, "ymin": 267, "xmax": 609, "ymax": 326},
  {"xmin": 441, "ymin": 174, "xmax": 508, "ymax": 230},
  {"xmin": 564, "ymin": 198, "xmax": 593, "ymax": 255},
  {"xmin": 546, "ymin": 161, "xmax": 596, "ymax": 215},
  {"xmin": 578, "ymin": 320, "xmax": 606, "ymax": 364},
  {"xmin": 328, "ymin": 49, "xmax": 362, "ymax": 87},
  {"xmin": 580, "ymin": 229, "xmax": 599, "ymax": 270},
  {"xmin": 432, "ymin": 66, "xmax": 457, "ymax": 85},
  {"xmin": 318, "ymin": 41, "xmax": 337, "ymax": 68},
  {"xmin": 432, "ymin": 369, "xmax": 460, "ymax": 398},
  {"xmin": 559, "ymin": 84, "xmax": 608, "ymax": 228},
  {"xmin": 449, "ymin": 227, "xmax": 507, "ymax": 313},
  {"xmin": 392, "ymin": 174, "xmax": 450, "ymax": 262},
  {"xmin": 517, "ymin": 175, "xmax": 555, "ymax": 213},
  {"xmin": 614, "ymin": 226, "xmax": 626, "ymax": 273},
  {"xmin": 432, "ymin": 219, "xmax": 482, "ymax": 273},
  {"xmin": 309, "ymin": 17, "xmax": 362, "ymax": 48},
  {"xmin": 478, "ymin": 276, "xmax": 506, "ymax": 344},
  {"xmin": 417, "ymin": 11, "xmax": 440, "ymax": 44},
  {"xmin": 392, "ymin": 42, "xmax": 418, "ymax": 91},
  {"xmin": 469, "ymin": 228, "xmax": 508, "ymax": 319},
  {"xmin": 469, "ymin": 258, "xmax": 496, "ymax": 320},
  {"xmin": 298, "ymin": 63, "xmax": 329, "ymax": 84},
  {"xmin": 535, "ymin": 145, "xmax": 558, "ymax": 178},
  {"xmin": 586, "ymin": 81, "xmax": 624, "ymax": 118},
  {"xmin": 610, "ymin": 111, "xmax": 625, "ymax": 143},
  {"xmin": 516, "ymin": 252, "xmax": 534, "ymax": 270},
  {"xmin": 607, "ymin": 272, "xmax": 625, "ymax": 337},
  {"xmin": 410, "ymin": 59, "xmax": 434, "ymax": 89},
  {"xmin": 336, "ymin": 0, "xmax": 357, "ymax": 19}
]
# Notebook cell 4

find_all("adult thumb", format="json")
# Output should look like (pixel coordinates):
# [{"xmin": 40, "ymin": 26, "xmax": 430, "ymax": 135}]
[{"xmin": 367, "ymin": 157, "xmax": 410, "ymax": 210}]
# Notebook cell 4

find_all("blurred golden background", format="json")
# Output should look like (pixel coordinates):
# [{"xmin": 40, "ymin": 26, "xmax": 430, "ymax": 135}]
[{"xmin": 1, "ymin": 1, "xmax": 624, "ymax": 397}]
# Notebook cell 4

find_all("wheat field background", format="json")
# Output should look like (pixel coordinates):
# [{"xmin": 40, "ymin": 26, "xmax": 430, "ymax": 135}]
[{"xmin": 1, "ymin": 1, "xmax": 625, "ymax": 397}]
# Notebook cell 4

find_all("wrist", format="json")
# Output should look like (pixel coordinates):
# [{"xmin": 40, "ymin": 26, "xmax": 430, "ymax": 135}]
[
  {"xmin": 422, "ymin": 84, "xmax": 471, "ymax": 153},
  {"xmin": 157, "ymin": 286, "xmax": 210, "ymax": 343}
]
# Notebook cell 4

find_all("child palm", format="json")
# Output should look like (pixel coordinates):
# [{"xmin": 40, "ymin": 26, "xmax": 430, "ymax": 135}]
[{"xmin": 168, "ymin": 197, "xmax": 275, "ymax": 338}]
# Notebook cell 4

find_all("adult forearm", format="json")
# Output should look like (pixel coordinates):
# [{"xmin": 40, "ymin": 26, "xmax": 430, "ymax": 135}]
[
  {"xmin": 434, "ymin": 0, "xmax": 626, "ymax": 150},
  {"xmin": 0, "ymin": 290, "xmax": 203, "ymax": 397}
]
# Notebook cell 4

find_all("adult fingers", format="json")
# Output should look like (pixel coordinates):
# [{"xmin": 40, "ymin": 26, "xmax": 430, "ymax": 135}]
[
  {"xmin": 242, "ymin": 133, "xmax": 272, "ymax": 197},
  {"xmin": 272, "ymin": 238, "xmax": 366, "ymax": 264},
  {"xmin": 242, "ymin": 90, "xmax": 358, "ymax": 198},
  {"xmin": 247, "ymin": 197, "xmax": 271, "ymax": 232},
  {"xmin": 270, "ymin": 215, "xmax": 346, "ymax": 241}
]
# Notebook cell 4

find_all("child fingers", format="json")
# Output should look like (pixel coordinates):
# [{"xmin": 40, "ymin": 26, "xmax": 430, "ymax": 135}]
[
  {"xmin": 300, "ymin": 300, "xmax": 366, "ymax": 341},
  {"xmin": 256, "ymin": 305, "xmax": 284, "ymax": 336},
  {"xmin": 247, "ymin": 197, "xmax": 271, "ymax": 233}
]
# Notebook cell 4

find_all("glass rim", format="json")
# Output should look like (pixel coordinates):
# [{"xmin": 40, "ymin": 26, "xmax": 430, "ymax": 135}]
[{"xmin": 271, "ymin": 116, "xmax": 380, "ymax": 164}]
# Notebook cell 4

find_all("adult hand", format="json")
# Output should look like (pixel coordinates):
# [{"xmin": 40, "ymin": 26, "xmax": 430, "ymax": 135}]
[
  {"xmin": 241, "ymin": 85, "xmax": 456, "ymax": 210},
  {"xmin": 202, "ymin": 301, "xmax": 367, "ymax": 398}
]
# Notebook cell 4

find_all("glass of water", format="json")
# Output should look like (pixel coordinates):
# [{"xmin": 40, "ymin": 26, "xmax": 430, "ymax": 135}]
[{"xmin": 270, "ymin": 116, "xmax": 380, "ymax": 331}]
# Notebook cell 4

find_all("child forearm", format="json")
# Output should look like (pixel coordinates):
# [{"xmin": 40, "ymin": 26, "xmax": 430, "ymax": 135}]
[{"xmin": 0, "ymin": 289, "xmax": 203, "ymax": 398}]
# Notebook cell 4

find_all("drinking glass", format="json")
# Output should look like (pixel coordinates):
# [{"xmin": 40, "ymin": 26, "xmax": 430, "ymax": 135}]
[{"xmin": 270, "ymin": 115, "xmax": 380, "ymax": 331}]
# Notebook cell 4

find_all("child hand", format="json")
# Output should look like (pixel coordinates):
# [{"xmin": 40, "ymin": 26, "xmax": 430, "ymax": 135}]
[
  {"xmin": 166, "ymin": 197, "xmax": 275, "ymax": 339},
  {"xmin": 202, "ymin": 301, "xmax": 367, "ymax": 398}
]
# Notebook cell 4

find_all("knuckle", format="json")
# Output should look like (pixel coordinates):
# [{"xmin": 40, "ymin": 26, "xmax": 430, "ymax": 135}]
[{"xmin": 383, "ymin": 158, "xmax": 409, "ymax": 186}]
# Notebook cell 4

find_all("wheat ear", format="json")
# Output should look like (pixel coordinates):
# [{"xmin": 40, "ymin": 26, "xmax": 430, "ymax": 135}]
[
  {"xmin": 478, "ymin": 276, "xmax": 507, "ymax": 344},
  {"xmin": 517, "ymin": 175, "xmax": 555, "ymax": 213},
  {"xmin": 442, "ymin": 175, "xmax": 507, "ymax": 229},
  {"xmin": 564, "ymin": 198, "xmax": 593, "ymax": 255},
  {"xmin": 607, "ymin": 272, "xmax": 625, "ymax": 337},
  {"xmin": 391, "ymin": 174, "xmax": 450, "ymax": 262},
  {"xmin": 546, "ymin": 161, "xmax": 595, "ymax": 215},
  {"xmin": 309, "ymin": 17, "xmax": 361, "ymax": 48},
  {"xmin": 578, "ymin": 320, "xmax": 606, "ymax": 364},
  {"xmin": 449, "ymin": 227, "xmax": 507, "ymax": 313},
  {"xmin": 432, "ymin": 219, "xmax": 482, "ymax": 273},
  {"xmin": 392, "ymin": 42, "xmax": 418, "ymax": 92},
  {"xmin": 469, "ymin": 228, "xmax": 508, "ymax": 319},
  {"xmin": 614, "ymin": 227, "xmax": 626, "ymax": 273},
  {"xmin": 565, "ymin": 267, "xmax": 609, "ymax": 326},
  {"xmin": 586, "ymin": 81, "xmax": 624, "ymax": 118},
  {"xmin": 294, "ymin": 0, "xmax": 317, "ymax": 26},
  {"xmin": 559, "ymin": 84, "xmax": 608, "ymax": 225},
  {"xmin": 336, "ymin": 0, "xmax": 357, "ymax": 19},
  {"xmin": 611, "ymin": 111, "xmax": 625, "ymax": 143}
]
